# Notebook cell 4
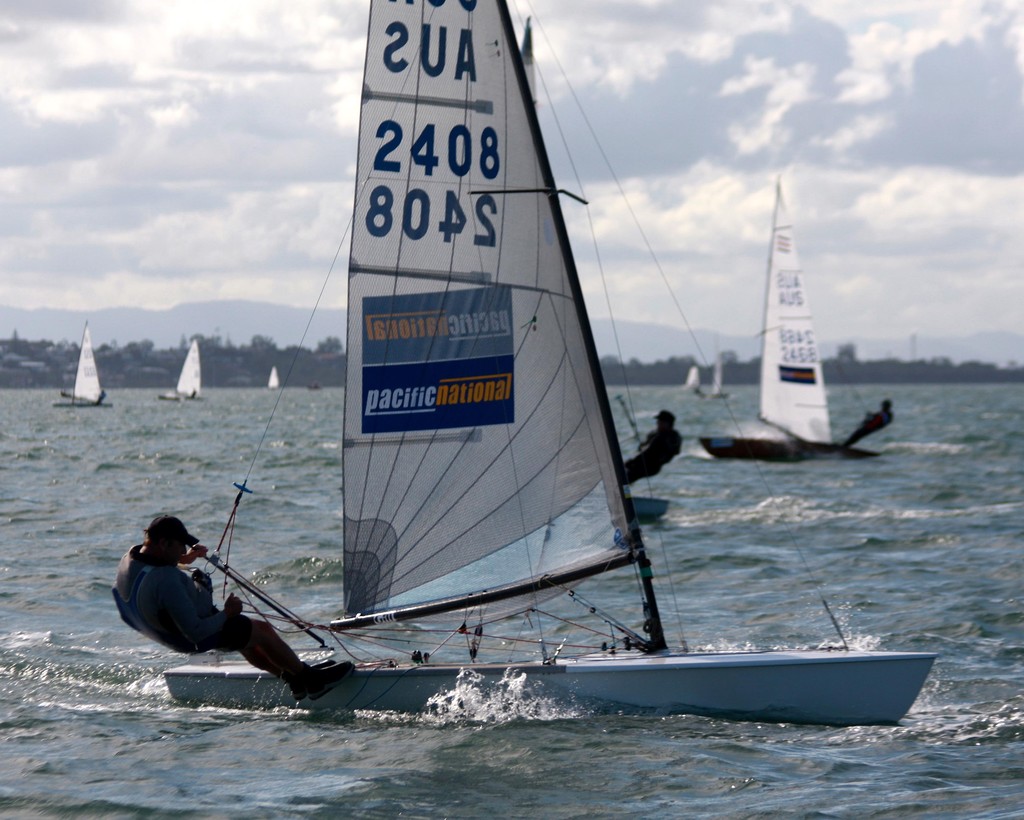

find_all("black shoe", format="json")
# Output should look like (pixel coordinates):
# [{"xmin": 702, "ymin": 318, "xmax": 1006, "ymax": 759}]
[
  {"xmin": 302, "ymin": 661, "xmax": 354, "ymax": 701},
  {"xmin": 282, "ymin": 670, "xmax": 307, "ymax": 701}
]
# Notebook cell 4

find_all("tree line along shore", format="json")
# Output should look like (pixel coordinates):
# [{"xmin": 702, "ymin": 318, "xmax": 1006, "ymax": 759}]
[{"xmin": 1, "ymin": 333, "xmax": 1021, "ymax": 390}]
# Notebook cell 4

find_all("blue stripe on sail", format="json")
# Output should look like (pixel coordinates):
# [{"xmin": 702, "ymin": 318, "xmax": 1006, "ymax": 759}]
[
  {"xmin": 779, "ymin": 365, "xmax": 816, "ymax": 385},
  {"xmin": 362, "ymin": 356, "xmax": 514, "ymax": 434},
  {"xmin": 362, "ymin": 287, "xmax": 513, "ymax": 366}
]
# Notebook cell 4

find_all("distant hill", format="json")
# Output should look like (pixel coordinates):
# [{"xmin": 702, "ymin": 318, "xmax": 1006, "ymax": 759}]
[
  {"xmin": 0, "ymin": 301, "xmax": 344, "ymax": 352},
  {"xmin": 1, "ymin": 301, "xmax": 1021, "ymax": 366}
]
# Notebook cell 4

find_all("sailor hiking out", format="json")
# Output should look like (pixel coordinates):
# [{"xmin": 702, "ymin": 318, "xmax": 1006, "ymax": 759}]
[
  {"xmin": 843, "ymin": 400, "xmax": 893, "ymax": 448},
  {"xmin": 113, "ymin": 515, "xmax": 351, "ymax": 700},
  {"xmin": 624, "ymin": 410, "xmax": 683, "ymax": 483}
]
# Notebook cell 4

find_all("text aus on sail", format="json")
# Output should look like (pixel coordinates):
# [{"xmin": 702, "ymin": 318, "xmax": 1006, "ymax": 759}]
[{"xmin": 363, "ymin": 3, "xmax": 503, "ymax": 251}]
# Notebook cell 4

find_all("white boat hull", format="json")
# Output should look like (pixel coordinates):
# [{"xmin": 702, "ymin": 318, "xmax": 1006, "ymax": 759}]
[{"xmin": 164, "ymin": 649, "xmax": 934, "ymax": 725}]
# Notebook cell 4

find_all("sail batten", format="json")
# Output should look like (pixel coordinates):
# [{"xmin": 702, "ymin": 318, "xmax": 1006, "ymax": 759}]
[
  {"xmin": 363, "ymin": 87, "xmax": 495, "ymax": 114},
  {"xmin": 350, "ymin": 263, "xmax": 492, "ymax": 284}
]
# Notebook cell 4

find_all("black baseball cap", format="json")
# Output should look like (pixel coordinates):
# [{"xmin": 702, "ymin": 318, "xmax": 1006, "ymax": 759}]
[
  {"xmin": 146, "ymin": 515, "xmax": 199, "ymax": 546},
  {"xmin": 655, "ymin": 410, "xmax": 675, "ymax": 423}
]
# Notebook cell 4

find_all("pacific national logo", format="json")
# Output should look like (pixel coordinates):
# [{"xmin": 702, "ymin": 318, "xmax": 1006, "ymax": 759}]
[
  {"xmin": 360, "ymin": 286, "xmax": 515, "ymax": 434},
  {"xmin": 364, "ymin": 370, "xmax": 512, "ymax": 416}
]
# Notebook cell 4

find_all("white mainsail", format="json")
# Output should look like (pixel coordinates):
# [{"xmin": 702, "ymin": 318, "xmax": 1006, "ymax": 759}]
[
  {"xmin": 758, "ymin": 181, "xmax": 831, "ymax": 443},
  {"xmin": 175, "ymin": 340, "xmax": 202, "ymax": 398},
  {"xmin": 71, "ymin": 323, "xmax": 103, "ymax": 403},
  {"xmin": 338, "ymin": 0, "xmax": 633, "ymax": 626},
  {"xmin": 267, "ymin": 366, "xmax": 280, "ymax": 390}
]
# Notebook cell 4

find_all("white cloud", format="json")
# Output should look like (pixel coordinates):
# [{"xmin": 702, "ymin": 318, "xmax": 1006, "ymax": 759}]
[
  {"xmin": 1, "ymin": 0, "xmax": 1024, "ymax": 352},
  {"xmin": 721, "ymin": 57, "xmax": 817, "ymax": 155},
  {"xmin": 813, "ymin": 114, "xmax": 891, "ymax": 153}
]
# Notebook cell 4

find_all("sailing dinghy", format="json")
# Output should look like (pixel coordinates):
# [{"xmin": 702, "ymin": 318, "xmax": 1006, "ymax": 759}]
[
  {"xmin": 164, "ymin": 1, "xmax": 933, "ymax": 724},
  {"xmin": 159, "ymin": 339, "xmax": 202, "ymax": 400},
  {"xmin": 701, "ymin": 182, "xmax": 875, "ymax": 460},
  {"xmin": 267, "ymin": 366, "xmax": 280, "ymax": 390},
  {"xmin": 55, "ymin": 323, "xmax": 109, "ymax": 407}
]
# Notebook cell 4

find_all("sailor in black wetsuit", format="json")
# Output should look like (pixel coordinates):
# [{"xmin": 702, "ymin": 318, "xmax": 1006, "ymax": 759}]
[
  {"xmin": 843, "ymin": 400, "xmax": 893, "ymax": 448},
  {"xmin": 625, "ymin": 410, "xmax": 683, "ymax": 483}
]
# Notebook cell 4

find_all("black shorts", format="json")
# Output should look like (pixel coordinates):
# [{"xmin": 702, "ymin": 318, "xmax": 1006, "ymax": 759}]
[{"xmin": 215, "ymin": 614, "xmax": 253, "ymax": 651}]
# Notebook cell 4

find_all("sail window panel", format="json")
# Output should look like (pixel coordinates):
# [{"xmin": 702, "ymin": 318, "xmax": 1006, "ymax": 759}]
[
  {"xmin": 345, "ymin": 375, "xmax": 613, "ymax": 610},
  {"xmin": 346, "ymin": 484, "xmax": 624, "ymax": 616}
]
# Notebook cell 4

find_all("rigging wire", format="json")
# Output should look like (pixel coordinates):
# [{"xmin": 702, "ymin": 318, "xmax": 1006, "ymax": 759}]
[
  {"xmin": 516, "ymin": 2, "xmax": 849, "ymax": 650},
  {"xmin": 238, "ymin": 223, "xmax": 352, "ymax": 488},
  {"xmin": 202, "ymin": 209, "xmax": 354, "ymax": 651},
  {"xmin": 515, "ymin": 3, "xmax": 689, "ymax": 647}
]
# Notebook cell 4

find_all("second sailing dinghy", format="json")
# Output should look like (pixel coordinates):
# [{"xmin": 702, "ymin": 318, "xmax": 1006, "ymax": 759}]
[
  {"xmin": 56, "ymin": 322, "xmax": 109, "ymax": 407},
  {"xmin": 165, "ymin": 0, "xmax": 933, "ymax": 724},
  {"xmin": 159, "ymin": 339, "xmax": 202, "ymax": 400},
  {"xmin": 701, "ymin": 182, "xmax": 875, "ymax": 460}
]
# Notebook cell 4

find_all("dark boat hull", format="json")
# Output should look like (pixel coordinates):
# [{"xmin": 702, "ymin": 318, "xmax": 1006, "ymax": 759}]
[{"xmin": 700, "ymin": 436, "xmax": 877, "ymax": 461}]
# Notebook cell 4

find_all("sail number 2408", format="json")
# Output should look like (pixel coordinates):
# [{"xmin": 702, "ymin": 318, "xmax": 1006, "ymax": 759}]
[{"xmin": 367, "ymin": 119, "xmax": 501, "ymax": 246}]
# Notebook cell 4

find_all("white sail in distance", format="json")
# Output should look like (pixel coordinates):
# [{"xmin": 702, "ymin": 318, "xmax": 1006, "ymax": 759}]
[
  {"xmin": 175, "ymin": 340, "xmax": 201, "ymax": 398},
  {"xmin": 758, "ymin": 182, "xmax": 831, "ymax": 443},
  {"xmin": 73, "ymin": 324, "xmax": 103, "ymax": 403}
]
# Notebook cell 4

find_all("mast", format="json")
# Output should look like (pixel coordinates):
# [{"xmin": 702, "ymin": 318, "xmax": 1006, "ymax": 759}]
[
  {"xmin": 758, "ymin": 178, "xmax": 781, "ymax": 422},
  {"xmin": 498, "ymin": 1, "xmax": 666, "ymax": 651}
]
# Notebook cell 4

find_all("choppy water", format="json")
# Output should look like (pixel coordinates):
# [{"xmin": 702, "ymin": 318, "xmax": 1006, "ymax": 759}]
[{"xmin": 1, "ymin": 385, "xmax": 1021, "ymax": 817}]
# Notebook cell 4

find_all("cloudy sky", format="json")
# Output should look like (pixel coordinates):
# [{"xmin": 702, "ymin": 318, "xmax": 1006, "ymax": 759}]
[{"xmin": 2, "ymin": 0, "xmax": 1023, "ymax": 349}]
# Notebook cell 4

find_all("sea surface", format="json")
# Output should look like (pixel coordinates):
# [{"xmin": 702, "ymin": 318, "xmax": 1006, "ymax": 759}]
[{"xmin": 1, "ymin": 384, "xmax": 1021, "ymax": 818}]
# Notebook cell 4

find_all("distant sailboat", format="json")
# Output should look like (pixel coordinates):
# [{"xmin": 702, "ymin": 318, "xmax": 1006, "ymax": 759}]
[
  {"xmin": 267, "ymin": 366, "xmax": 280, "ymax": 390},
  {"xmin": 163, "ymin": 3, "xmax": 931, "ymax": 724},
  {"xmin": 707, "ymin": 342, "xmax": 727, "ymax": 400},
  {"xmin": 55, "ymin": 323, "xmax": 109, "ymax": 407},
  {"xmin": 701, "ymin": 182, "xmax": 874, "ymax": 459},
  {"xmin": 159, "ymin": 339, "xmax": 201, "ymax": 401},
  {"xmin": 683, "ymin": 365, "xmax": 701, "ymax": 394}
]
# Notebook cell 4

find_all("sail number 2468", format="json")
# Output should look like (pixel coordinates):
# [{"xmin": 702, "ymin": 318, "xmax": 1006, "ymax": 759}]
[
  {"xmin": 778, "ymin": 328, "xmax": 818, "ymax": 363},
  {"xmin": 366, "ymin": 119, "xmax": 500, "ymax": 246}
]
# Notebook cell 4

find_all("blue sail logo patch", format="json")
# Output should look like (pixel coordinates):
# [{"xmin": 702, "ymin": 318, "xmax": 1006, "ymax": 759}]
[{"xmin": 361, "ymin": 287, "xmax": 514, "ymax": 433}]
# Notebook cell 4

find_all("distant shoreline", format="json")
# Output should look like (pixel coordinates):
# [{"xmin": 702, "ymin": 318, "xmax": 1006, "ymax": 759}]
[{"xmin": 2, "ymin": 333, "xmax": 1022, "ymax": 389}]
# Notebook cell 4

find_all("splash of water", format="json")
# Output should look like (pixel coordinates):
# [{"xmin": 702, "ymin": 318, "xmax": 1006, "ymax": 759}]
[{"xmin": 419, "ymin": 668, "xmax": 581, "ymax": 724}]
